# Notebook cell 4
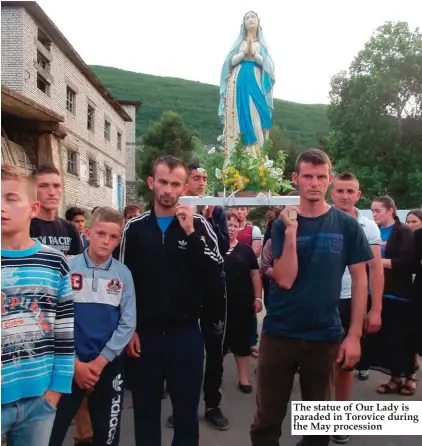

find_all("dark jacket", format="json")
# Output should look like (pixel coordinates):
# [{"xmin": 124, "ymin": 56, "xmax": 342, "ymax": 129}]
[
  {"xmin": 119, "ymin": 207, "xmax": 226, "ymax": 335},
  {"xmin": 413, "ymin": 228, "xmax": 422, "ymax": 297},
  {"xmin": 384, "ymin": 219, "xmax": 415, "ymax": 300},
  {"xmin": 205, "ymin": 206, "xmax": 229, "ymax": 256},
  {"xmin": 412, "ymin": 228, "xmax": 422, "ymax": 354}
]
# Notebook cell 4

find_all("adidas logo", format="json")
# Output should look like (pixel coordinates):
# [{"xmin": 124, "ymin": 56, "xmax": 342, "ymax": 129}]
[
  {"xmin": 112, "ymin": 374, "xmax": 123, "ymax": 392},
  {"xmin": 212, "ymin": 320, "xmax": 225, "ymax": 336},
  {"xmin": 178, "ymin": 240, "xmax": 187, "ymax": 250}
]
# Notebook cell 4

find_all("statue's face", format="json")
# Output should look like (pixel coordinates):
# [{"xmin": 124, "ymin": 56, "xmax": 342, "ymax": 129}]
[{"xmin": 244, "ymin": 11, "xmax": 259, "ymax": 30}]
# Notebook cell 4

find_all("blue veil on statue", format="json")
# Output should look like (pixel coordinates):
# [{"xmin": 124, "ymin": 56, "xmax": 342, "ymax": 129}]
[{"xmin": 218, "ymin": 13, "xmax": 275, "ymax": 158}]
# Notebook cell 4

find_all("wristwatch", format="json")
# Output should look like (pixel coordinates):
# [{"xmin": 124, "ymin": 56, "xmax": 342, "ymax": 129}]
[{"xmin": 255, "ymin": 298, "xmax": 263, "ymax": 303}]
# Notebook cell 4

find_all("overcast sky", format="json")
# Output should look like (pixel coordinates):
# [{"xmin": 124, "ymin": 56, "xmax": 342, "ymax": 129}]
[{"xmin": 37, "ymin": 0, "xmax": 421, "ymax": 105}]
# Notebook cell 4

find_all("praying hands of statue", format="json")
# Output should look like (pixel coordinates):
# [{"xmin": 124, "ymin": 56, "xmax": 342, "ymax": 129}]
[{"xmin": 247, "ymin": 35, "xmax": 255, "ymax": 57}]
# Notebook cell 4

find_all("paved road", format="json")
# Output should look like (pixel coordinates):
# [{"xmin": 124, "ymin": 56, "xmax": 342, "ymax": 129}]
[
  {"xmin": 63, "ymin": 362, "xmax": 421, "ymax": 446},
  {"xmin": 64, "ymin": 315, "xmax": 422, "ymax": 445}
]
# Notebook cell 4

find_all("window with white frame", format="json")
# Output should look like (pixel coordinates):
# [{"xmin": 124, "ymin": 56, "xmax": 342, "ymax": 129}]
[
  {"xmin": 37, "ymin": 51, "xmax": 50, "ymax": 72},
  {"xmin": 117, "ymin": 132, "xmax": 122, "ymax": 150},
  {"xmin": 105, "ymin": 166, "xmax": 113, "ymax": 187},
  {"xmin": 67, "ymin": 149, "xmax": 78, "ymax": 175},
  {"xmin": 104, "ymin": 120, "xmax": 111, "ymax": 140},
  {"xmin": 37, "ymin": 28, "xmax": 52, "ymax": 51},
  {"xmin": 87, "ymin": 104, "xmax": 95, "ymax": 131},
  {"xmin": 88, "ymin": 159, "xmax": 98, "ymax": 186},
  {"xmin": 66, "ymin": 86, "xmax": 76, "ymax": 113},
  {"xmin": 37, "ymin": 75, "xmax": 50, "ymax": 95}
]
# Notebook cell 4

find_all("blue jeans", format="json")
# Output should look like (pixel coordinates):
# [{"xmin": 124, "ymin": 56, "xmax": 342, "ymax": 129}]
[
  {"xmin": 132, "ymin": 324, "xmax": 204, "ymax": 446},
  {"xmin": 2, "ymin": 395, "xmax": 56, "ymax": 446}
]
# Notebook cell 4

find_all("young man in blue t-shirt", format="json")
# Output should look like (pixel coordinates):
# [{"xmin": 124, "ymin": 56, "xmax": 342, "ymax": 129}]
[
  {"xmin": 1, "ymin": 164, "xmax": 74, "ymax": 446},
  {"xmin": 250, "ymin": 149, "xmax": 373, "ymax": 446},
  {"xmin": 49, "ymin": 207, "xmax": 136, "ymax": 446}
]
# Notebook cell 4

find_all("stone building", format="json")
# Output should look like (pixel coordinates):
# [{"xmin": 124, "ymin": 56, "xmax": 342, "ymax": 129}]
[
  {"xmin": 1, "ymin": 1, "xmax": 141, "ymax": 214},
  {"xmin": 119, "ymin": 101, "xmax": 142, "ymax": 204}
]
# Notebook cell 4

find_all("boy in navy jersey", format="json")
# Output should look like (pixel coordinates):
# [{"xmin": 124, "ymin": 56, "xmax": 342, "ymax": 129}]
[{"xmin": 49, "ymin": 207, "xmax": 136, "ymax": 446}]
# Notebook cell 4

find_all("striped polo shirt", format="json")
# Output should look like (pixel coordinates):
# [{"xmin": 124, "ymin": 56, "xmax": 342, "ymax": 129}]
[{"xmin": 1, "ymin": 241, "xmax": 74, "ymax": 404}]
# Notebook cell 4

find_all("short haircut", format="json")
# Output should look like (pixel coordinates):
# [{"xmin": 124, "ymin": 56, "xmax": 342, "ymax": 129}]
[
  {"xmin": 65, "ymin": 207, "xmax": 86, "ymax": 221},
  {"xmin": 152, "ymin": 155, "xmax": 188, "ymax": 178},
  {"xmin": 373, "ymin": 195, "xmax": 397, "ymax": 218},
  {"xmin": 188, "ymin": 162, "xmax": 201, "ymax": 174},
  {"xmin": 333, "ymin": 171, "xmax": 359, "ymax": 188},
  {"xmin": 295, "ymin": 148, "xmax": 332, "ymax": 173},
  {"xmin": 407, "ymin": 209, "xmax": 422, "ymax": 222},
  {"xmin": 31, "ymin": 164, "xmax": 61, "ymax": 180},
  {"xmin": 226, "ymin": 210, "xmax": 241, "ymax": 224},
  {"xmin": 124, "ymin": 204, "xmax": 142, "ymax": 219},
  {"xmin": 1, "ymin": 163, "xmax": 37, "ymax": 200},
  {"xmin": 91, "ymin": 207, "xmax": 124, "ymax": 229}
]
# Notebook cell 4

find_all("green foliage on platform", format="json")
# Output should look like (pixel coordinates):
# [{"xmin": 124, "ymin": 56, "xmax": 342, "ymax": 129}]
[
  {"xmin": 220, "ymin": 138, "xmax": 292, "ymax": 194},
  {"xmin": 90, "ymin": 65, "xmax": 330, "ymax": 148}
]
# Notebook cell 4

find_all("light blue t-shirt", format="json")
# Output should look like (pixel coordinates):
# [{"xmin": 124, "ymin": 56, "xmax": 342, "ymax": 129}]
[
  {"xmin": 156, "ymin": 216, "xmax": 174, "ymax": 234},
  {"xmin": 380, "ymin": 225, "xmax": 394, "ymax": 258}
]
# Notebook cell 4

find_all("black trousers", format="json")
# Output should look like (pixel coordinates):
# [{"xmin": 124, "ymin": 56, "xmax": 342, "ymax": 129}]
[
  {"xmin": 132, "ymin": 325, "xmax": 204, "ymax": 446},
  {"xmin": 165, "ymin": 320, "xmax": 225, "ymax": 412},
  {"xmin": 202, "ymin": 337, "xmax": 224, "ymax": 409},
  {"xmin": 200, "ymin": 316, "xmax": 224, "ymax": 410},
  {"xmin": 49, "ymin": 357, "xmax": 125, "ymax": 446}
]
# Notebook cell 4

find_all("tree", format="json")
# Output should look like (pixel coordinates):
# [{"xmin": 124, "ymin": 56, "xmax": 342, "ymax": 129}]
[
  {"xmin": 327, "ymin": 21, "xmax": 422, "ymax": 208},
  {"xmin": 269, "ymin": 124, "xmax": 300, "ymax": 180},
  {"xmin": 136, "ymin": 111, "xmax": 195, "ymax": 203}
]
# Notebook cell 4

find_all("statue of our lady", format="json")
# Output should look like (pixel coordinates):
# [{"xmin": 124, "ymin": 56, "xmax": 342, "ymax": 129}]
[{"xmin": 219, "ymin": 11, "xmax": 275, "ymax": 159}]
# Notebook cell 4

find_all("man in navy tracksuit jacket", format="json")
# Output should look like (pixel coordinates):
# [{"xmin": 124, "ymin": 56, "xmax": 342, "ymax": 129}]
[
  {"xmin": 166, "ymin": 162, "xmax": 230, "ymax": 430},
  {"xmin": 120, "ymin": 156, "xmax": 225, "ymax": 446}
]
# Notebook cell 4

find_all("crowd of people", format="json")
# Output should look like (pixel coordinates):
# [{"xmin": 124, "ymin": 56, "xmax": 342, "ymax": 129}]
[{"xmin": 1, "ymin": 148, "xmax": 421, "ymax": 446}]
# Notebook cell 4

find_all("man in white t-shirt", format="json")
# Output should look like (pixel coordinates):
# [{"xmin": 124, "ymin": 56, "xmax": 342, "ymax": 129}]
[{"xmin": 331, "ymin": 171, "xmax": 384, "ymax": 445}]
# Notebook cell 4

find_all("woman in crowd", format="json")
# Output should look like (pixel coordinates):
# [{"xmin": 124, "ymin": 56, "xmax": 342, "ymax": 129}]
[
  {"xmin": 367, "ymin": 196, "xmax": 416, "ymax": 395},
  {"xmin": 405, "ymin": 208, "xmax": 422, "ymax": 371},
  {"xmin": 223, "ymin": 211, "xmax": 263, "ymax": 394},
  {"xmin": 406, "ymin": 209, "xmax": 422, "ymax": 232},
  {"xmin": 261, "ymin": 207, "xmax": 280, "ymax": 308},
  {"xmin": 413, "ymin": 228, "xmax": 422, "ymax": 362}
]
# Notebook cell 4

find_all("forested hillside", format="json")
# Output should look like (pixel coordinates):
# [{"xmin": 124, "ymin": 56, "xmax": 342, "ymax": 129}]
[{"xmin": 91, "ymin": 65, "xmax": 330, "ymax": 147}]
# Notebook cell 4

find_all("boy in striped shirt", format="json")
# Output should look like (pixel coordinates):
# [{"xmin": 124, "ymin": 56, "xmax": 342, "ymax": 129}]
[{"xmin": 1, "ymin": 164, "xmax": 74, "ymax": 446}]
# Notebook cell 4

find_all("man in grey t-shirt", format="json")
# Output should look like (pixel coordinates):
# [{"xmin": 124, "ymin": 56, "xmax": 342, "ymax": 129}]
[{"xmin": 331, "ymin": 171, "xmax": 384, "ymax": 445}]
